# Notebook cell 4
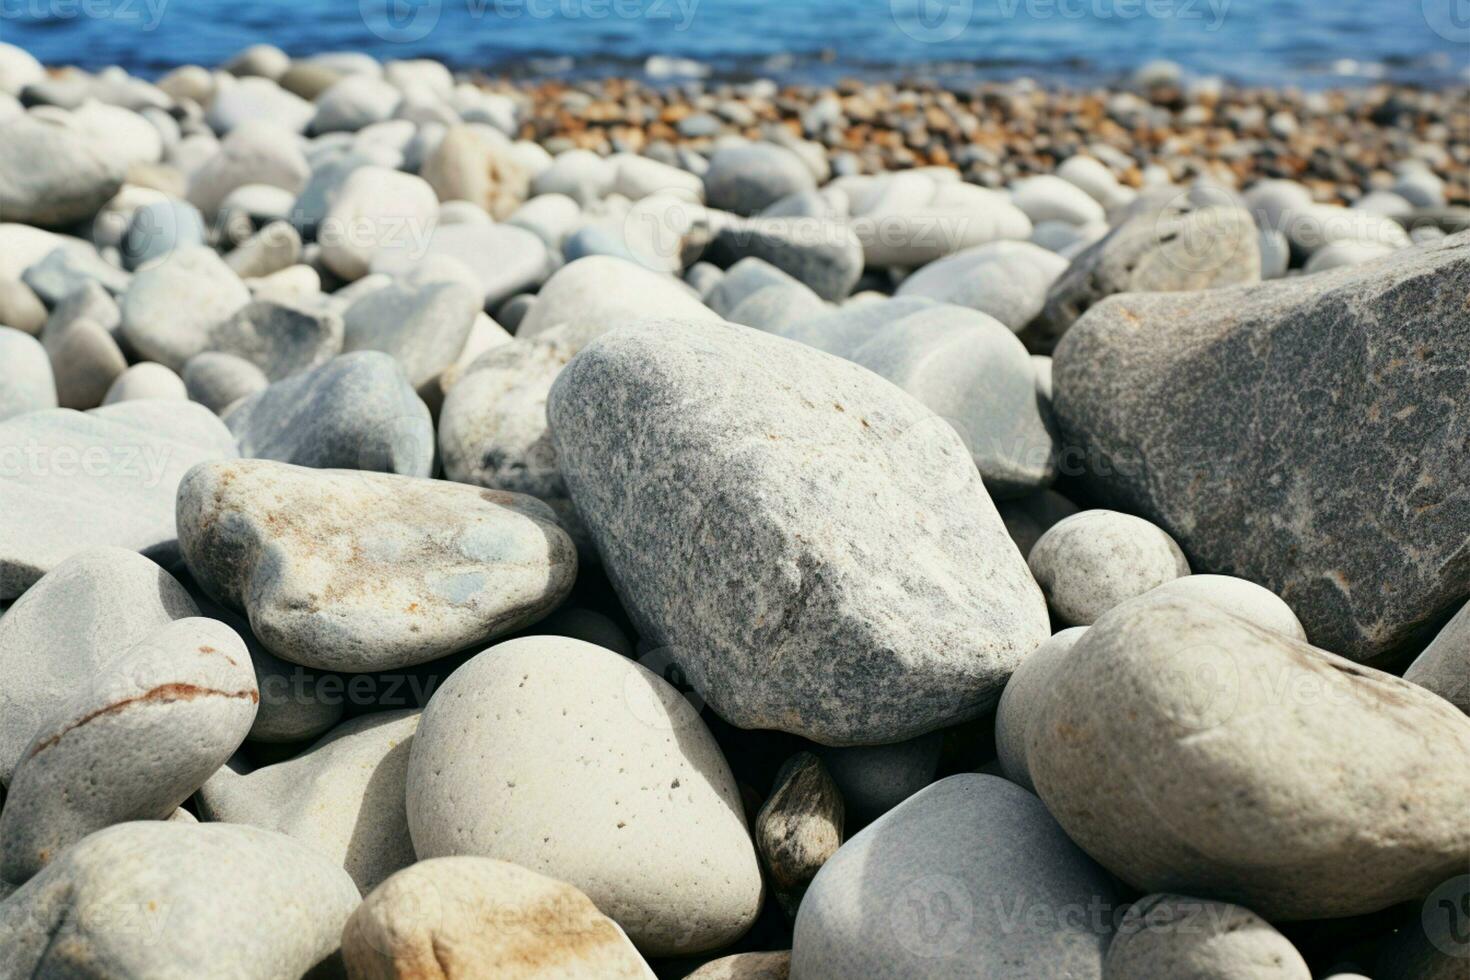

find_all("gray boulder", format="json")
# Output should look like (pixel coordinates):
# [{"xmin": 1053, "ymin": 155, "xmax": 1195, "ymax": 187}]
[
  {"xmin": 177, "ymin": 459, "xmax": 577, "ymax": 671},
  {"xmin": 0, "ymin": 617, "xmax": 256, "ymax": 885},
  {"xmin": 0, "ymin": 401, "xmax": 237, "ymax": 599},
  {"xmin": 1052, "ymin": 232, "xmax": 1470, "ymax": 659},
  {"xmin": 206, "ymin": 297, "xmax": 345, "ymax": 380},
  {"xmin": 0, "ymin": 822, "xmax": 360, "ymax": 978},
  {"xmin": 1104, "ymin": 894, "xmax": 1311, "ymax": 980},
  {"xmin": 343, "ymin": 279, "xmax": 480, "ymax": 397},
  {"xmin": 1027, "ymin": 190, "xmax": 1262, "ymax": 352},
  {"xmin": 896, "ymin": 240, "xmax": 1069, "ymax": 331},
  {"xmin": 224, "ymin": 351, "xmax": 433, "ymax": 477},
  {"xmin": 792, "ymin": 774, "xmax": 1118, "ymax": 978},
  {"xmin": 815, "ymin": 732, "xmax": 943, "ymax": 827},
  {"xmin": 549, "ymin": 320, "xmax": 1049, "ymax": 745},
  {"xmin": 120, "ymin": 246, "xmax": 252, "ymax": 371},
  {"xmin": 706, "ymin": 142, "xmax": 817, "ymax": 216},
  {"xmin": 1028, "ymin": 510, "xmax": 1191, "ymax": 626},
  {"xmin": 0, "ymin": 115, "xmax": 125, "ymax": 227},
  {"xmin": 198, "ymin": 710, "xmax": 419, "ymax": 892},
  {"xmin": 1406, "ymin": 600, "xmax": 1470, "ymax": 715},
  {"xmin": 182, "ymin": 351, "xmax": 269, "ymax": 414},
  {"xmin": 21, "ymin": 245, "xmax": 131, "ymax": 304},
  {"xmin": 707, "ymin": 216, "xmax": 864, "ymax": 302},
  {"xmin": 1027, "ymin": 594, "xmax": 1470, "ymax": 920},
  {"xmin": 0, "ymin": 548, "xmax": 201, "ymax": 784},
  {"xmin": 0, "ymin": 327, "xmax": 56, "ymax": 421},
  {"xmin": 995, "ymin": 626, "xmax": 1088, "ymax": 793}
]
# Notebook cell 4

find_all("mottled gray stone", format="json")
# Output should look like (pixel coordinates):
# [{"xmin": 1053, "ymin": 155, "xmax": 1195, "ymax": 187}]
[
  {"xmin": 1104, "ymin": 894, "xmax": 1311, "ymax": 980},
  {"xmin": 0, "ymin": 548, "xmax": 201, "ymax": 784},
  {"xmin": 773, "ymin": 296, "xmax": 934, "ymax": 357},
  {"xmin": 704, "ymin": 257, "xmax": 802, "ymax": 319},
  {"xmin": 1027, "ymin": 594, "xmax": 1470, "ymax": 920},
  {"xmin": 0, "ymin": 401, "xmax": 237, "ymax": 599},
  {"xmin": 995, "ymin": 627, "xmax": 1087, "ymax": 793},
  {"xmin": 847, "ymin": 304, "xmax": 1059, "ymax": 499},
  {"xmin": 206, "ymin": 297, "xmax": 344, "ymax": 381},
  {"xmin": 370, "ymin": 222, "xmax": 548, "ymax": 309},
  {"xmin": 705, "ymin": 142, "xmax": 817, "ymax": 216},
  {"xmin": 120, "ymin": 246, "xmax": 252, "ymax": 371},
  {"xmin": 225, "ymin": 351, "xmax": 432, "ymax": 476},
  {"xmin": 1406, "ymin": 600, "xmax": 1470, "ymax": 715},
  {"xmin": 21, "ymin": 244, "xmax": 131, "ymax": 305},
  {"xmin": 177, "ymin": 459, "xmax": 577, "ymax": 671},
  {"xmin": 102, "ymin": 361, "xmax": 188, "ymax": 405},
  {"xmin": 0, "ymin": 328, "xmax": 56, "ymax": 421},
  {"xmin": 756, "ymin": 752, "xmax": 844, "ymax": 917},
  {"xmin": 121, "ymin": 199, "xmax": 207, "ymax": 270},
  {"xmin": 0, "ymin": 618, "xmax": 256, "ymax": 885},
  {"xmin": 343, "ymin": 279, "xmax": 479, "ymax": 397},
  {"xmin": 1028, "ymin": 510, "xmax": 1191, "ymax": 626},
  {"xmin": 549, "ymin": 319, "xmax": 1049, "ymax": 744},
  {"xmin": 0, "ymin": 822, "xmax": 360, "ymax": 978},
  {"xmin": 1051, "ymin": 232, "xmax": 1470, "ymax": 659},
  {"xmin": 707, "ymin": 216, "xmax": 864, "ymax": 302},
  {"xmin": 182, "ymin": 351, "xmax": 270, "ymax": 414},
  {"xmin": 406, "ymin": 636, "xmax": 763, "ymax": 956},
  {"xmin": 727, "ymin": 283, "xmax": 828, "ymax": 333},
  {"xmin": 0, "ymin": 115, "xmax": 126, "ymax": 227},
  {"xmin": 792, "ymin": 774, "xmax": 1118, "ymax": 978},
  {"xmin": 1028, "ymin": 191, "xmax": 1263, "ymax": 352},
  {"xmin": 516, "ymin": 255, "xmax": 718, "ymax": 351},
  {"xmin": 896, "ymin": 241, "xmax": 1069, "ymax": 331},
  {"xmin": 199, "ymin": 711, "xmax": 419, "ymax": 891}
]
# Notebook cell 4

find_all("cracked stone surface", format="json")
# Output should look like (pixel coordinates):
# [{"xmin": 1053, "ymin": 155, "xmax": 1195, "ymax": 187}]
[{"xmin": 1053, "ymin": 232, "xmax": 1470, "ymax": 660}]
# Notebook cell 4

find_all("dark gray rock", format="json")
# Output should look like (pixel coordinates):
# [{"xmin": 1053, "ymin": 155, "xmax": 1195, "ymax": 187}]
[
  {"xmin": 791, "ymin": 774, "xmax": 1118, "ymax": 978},
  {"xmin": 815, "ymin": 732, "xmax": 943, "ymax": 827},
  {"xmin": 705, "ymin": 142, "xmax": 817, "ymax": 216},
  {"xmin": 756, "ymin": 752, "xmax": 844, "ymax": 917},
  {"xmin": 548, "ymin": 319, "xmax": 1049, "ymax": 745},
  {"xmin": 182, "ymin": 351, "xmax": 270, "ymax": 414},
  {"xmin": 21, "ymin": 245, "xmax": 131, "ymax": 304},
  {"xmin": 225, "ymin": 351, "xmax": 433, "ymax": 477},
  {"xmin": 1027, "ymin": 189, "xmax": 1262, "ymax": 352},
  {"xmin": 707, "ymin": 216, "xmax": 864, "ymax": 302},
  {"xmin": 207, "ymin": 297, "xmax": 344, "ymax": 381},
  {"xmin": 1052, "ymin": 232, "xmax": 1470, "ymax": 659},
  {"xmin": 0, "ymin": 115, "xmax": 125, "ymax": 227},
  {"xmin": 0, "ymin": 822, "xmax": 360, "ymax": 977}
]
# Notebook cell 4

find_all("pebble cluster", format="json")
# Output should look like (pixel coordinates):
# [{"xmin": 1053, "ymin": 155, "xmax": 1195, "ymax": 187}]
[{"xmin": 0, "ymin": 38, "xmax": 1468, "ymax": 980}]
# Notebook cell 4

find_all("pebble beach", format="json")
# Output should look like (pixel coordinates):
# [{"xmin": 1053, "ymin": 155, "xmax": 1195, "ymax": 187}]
[{"xmin": 0, "ymin": 23, "xmax": 1469, "ymax": 980}]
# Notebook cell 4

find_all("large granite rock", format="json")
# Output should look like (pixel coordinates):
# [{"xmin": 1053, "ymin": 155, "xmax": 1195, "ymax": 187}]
[
  {"xmin": 548, "ymin": 319, "xmax": 1049, "ymax": 745},
  {"xmin": 791, "ymin": 774, "xmax": 1118, "ymax": 978},
  {"xmin": 1052, "ymin": 233, "xmax": 1470, "ymax": 659},
  {"xmin": 198, "ymin": 710, "xmax": 419, "ymax": 892},
  {"xmin": 406, "ymin": 636, "xmax": 764, "ymax": 956},
  {"xmin": 1027, "ymin": 189, "xmax": 1262, "ymax": 352},
  {"xmin": 1026, "ymin": 594, "xmax": 1470, "ymax": 920},
  {"xmin": 177, "ymin": 459, "xmax": 577, "ymax": 671},
  {"xmin": 0, "ymin": 617, "xmax": 257, "ymax": 885},
  {"xmin": 0, "ymin": 401, "xmax": 237, "ymax": 598},
  {"xmin": 0, "ymin": 822, "xmax": 360, "ymax": 978},
  {"xmin": 225, "ymin": 351, "xmax": 433, "ymax": 477}
]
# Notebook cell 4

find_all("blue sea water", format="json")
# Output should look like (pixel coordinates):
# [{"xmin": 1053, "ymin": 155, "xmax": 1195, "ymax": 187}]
[{"xmin": 0, "ymin": 0, "xmax": 1466, "ymax": 87}]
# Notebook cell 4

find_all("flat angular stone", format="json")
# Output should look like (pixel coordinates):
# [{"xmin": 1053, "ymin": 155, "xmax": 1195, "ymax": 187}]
[
  {"xmin": 343, "ymin": 279, "xmax": 479, "ymax": 396},
  {"xmin": 0, "ymin": 401, "xmax": 238, "ymax": 599},
  {"xmin": 224, "ymin": 351, "xmax": 433, "ymax": 476},
  {"xmin": 206, "ymin": 297, "xmax": 344, "ymax": 381},
  {"xmin": 1406, "ymin": 600, "xmax": 1470, "ymax": 715},
  {"xmin": 548, "ymin": 319, "xmax": 1049, "ymax": 744},
  {"xmin": 1052, "ymin": 233, "xmax": 1470, "ymax": 659},
  {"xmin": 177, "ymin": 458, "xmax": 577, "ymax": 671}
]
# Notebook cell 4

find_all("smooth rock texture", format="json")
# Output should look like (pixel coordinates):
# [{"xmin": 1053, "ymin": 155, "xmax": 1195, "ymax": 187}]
[
  {"xmin": 792, "ymin": 774, "xmax": 1118, "ymax": 978},
  {"xmin": 225, "ymin": 351, "xmax": 433, "ymax": 477},
  {"xmin": 102, "ymin": 361, "xmax": 188, "ymax": 405},
  {"xmin": 0, "ymin": 548, "xmax": 202, "ymax": 784},
  {"xmin": 0, "ymin": 617, "xmax": 257, "ymax": 884},
  {"xmin": 343, "ymin": 279, "xmax": 480, "ymax": 396},
  {"xmin": 706, "ymin": 142, "xmax": 817, "ymax": 215},
  {"xmin": 1026, "ymin": 594, "xmax": 1470, "ymax": 920},
  {"xmin": 0, "ymin": 822, "xmax": 360, "ymax": 978},
  {"xmin": 0, "ymin": 327, "xmax": 56, "ymax": 421},
  {"xmin": 995, "ymin": 626, "xmax": 1088, "ymax": 793},
  {"xmin": 319, "ymin": 165, "xmax": 440, "ymax": 280},
  {"xmin": 815, "ymin": 733, "xmax": 943, "ymax": 827},
  {"xmin": 895, "ymin": 241, "xmax": 1069, "ymax": 331},
  {"xmin": 1405, "ymin": 600, "xmax": 1470, "ymax": 714},
  {"xmin": 1028, "ymin": 510, "xmax": 1191, "ymax": 626},
  {"xmin": 1052, "ymin": 232, "xmax": 1470, "ymax": 658},
  {"xmin": 120, "ymin": 198, "xmax": 207, "ymax": 270},
  {"xmin": 0, "ymin": 115, "xmax": 126, "ymax": 227},
  {"xmin": 406, "ymin": 636, "xmax": 764, "ymax": 956},
  {"xmin": 370, "ymin": 222, "xmax": 547, "ymax": 308},
  {"xmin": 707, "ymin": 216, "xmax": 864, "ymax": 302},
  {"xmin": 120, "ymin": 246, "xmax": 252, "ymax": 371},
  {"xmin": 342, "ymin": 856, "xmax": 654, "ymax": 980},
  {"xmin": 1029, "ymin": 191, "xmax": 1262, "ymax": 351},
  {"xmin": 685, "ymin": 953, "xmax": 792, "ymax": 980},
  {"xmin": 207, "ymin": 297, "xmax": 345, "ymax": 380},
  {"xmin": 0, "ymin": 277, "xmax": 47, "ymax": 335},
  {"xmin": 549, "ymin": 320, "xmax": 1049, "ymax": 745},
  {"xmin": 1142, "ymin": 574, "xmax": 1307, "ymax": 640},
  {"xmin": 756, "ymin": 752, "xmax": 844, "ymax": 917},
  {"xmin": 182, "ymin": 351, "xmax": 270, "ymax": 413},
  {"xmin": 177, "ymin": 459, "xmax": 577, "ymax": 671},
  {"xmin": 1104, "ymin": 894, "xmax": 1311, "ymax": 980},
  {"xmin": 516, "ymin": 255, "xmax": 719, "ymax": 351},
  {"xmin": 420, "ymin": 123, "xmax": 530, "ymax": 220},
  {"xmin": 198, "ymin": 711, "xmax": 419, "ymax": 892},
  {"xmin": 0, "ymin": 401, "xmax": 237, "ymax": 598}
]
